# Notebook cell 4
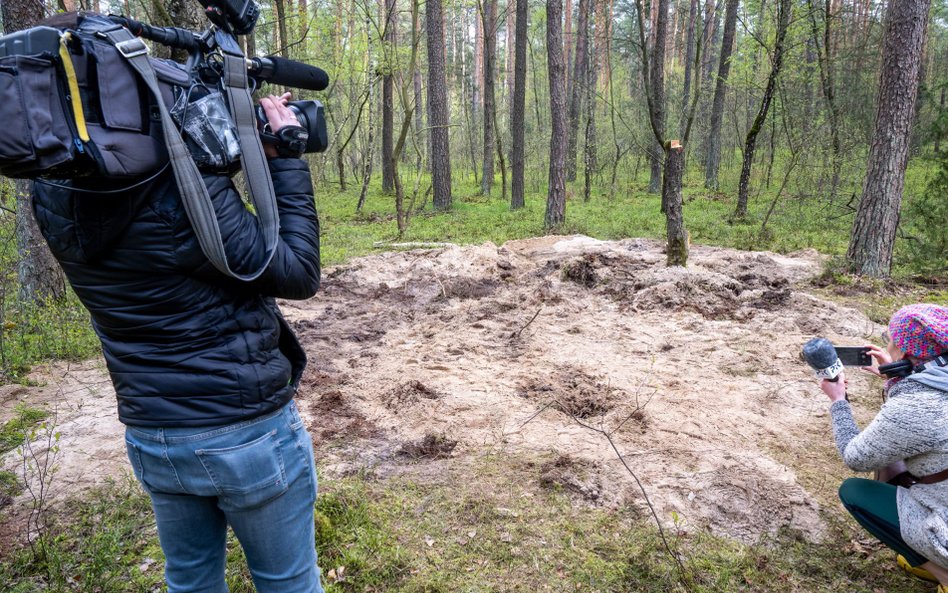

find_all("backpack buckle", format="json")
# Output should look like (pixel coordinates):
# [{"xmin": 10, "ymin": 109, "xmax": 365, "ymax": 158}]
[{"xmin": 114, "ymin": 38, "xmax": 149, "ymax": 59}]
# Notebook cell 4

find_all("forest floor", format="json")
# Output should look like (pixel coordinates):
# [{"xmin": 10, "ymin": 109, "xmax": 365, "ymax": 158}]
[{"xmin": 0, "ymin": 235, "xmax": 943, "ymax": 591}]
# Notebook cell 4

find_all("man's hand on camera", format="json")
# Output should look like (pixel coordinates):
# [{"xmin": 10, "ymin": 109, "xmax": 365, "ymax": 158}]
[
  {"xmin": 260, "ymin": 93, "xmax": 302, "ymax": 159},
  {"xmin": 820, "ymin": 371, "xmax": 848, "ymax": 403}
]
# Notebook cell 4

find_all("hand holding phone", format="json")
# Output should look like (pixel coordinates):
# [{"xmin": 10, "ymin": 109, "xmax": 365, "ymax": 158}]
[{"xmin": 835, "ymin": 346, "xmax": 872, "ymax": 367}]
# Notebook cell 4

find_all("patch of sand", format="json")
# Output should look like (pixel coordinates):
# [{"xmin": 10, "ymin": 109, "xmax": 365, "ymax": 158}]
[{"xmin": 1, "ymin": 236, "xmax": 889, "ymax": 546}]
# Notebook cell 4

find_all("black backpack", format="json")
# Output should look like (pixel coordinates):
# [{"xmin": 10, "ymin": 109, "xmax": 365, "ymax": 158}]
[{"xmin": 0, "ymin": 12, "xmax": 186, "ymax": 179}]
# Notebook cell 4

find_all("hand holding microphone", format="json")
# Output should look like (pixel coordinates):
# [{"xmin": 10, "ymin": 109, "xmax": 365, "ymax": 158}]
[{"xmin": 802, "ymin": 337, "xmax": 849, "ymax": 402}]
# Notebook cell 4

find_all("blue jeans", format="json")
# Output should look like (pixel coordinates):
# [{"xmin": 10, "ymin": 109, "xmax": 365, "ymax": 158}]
[{"xmin": 124, "ymin": 400, "xmax": 323, "ymax": 593}]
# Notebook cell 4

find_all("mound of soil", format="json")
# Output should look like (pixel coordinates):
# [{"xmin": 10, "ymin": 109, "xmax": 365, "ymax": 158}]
[{"xmin": 2, "ymin": 235, "xmax": 888, "ymax": 547}]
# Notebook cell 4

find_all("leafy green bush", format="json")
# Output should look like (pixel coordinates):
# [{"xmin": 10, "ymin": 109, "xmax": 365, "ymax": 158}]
[{"xmin": 900, "ymin": 152, "xmax": 948, "ymax": 278}]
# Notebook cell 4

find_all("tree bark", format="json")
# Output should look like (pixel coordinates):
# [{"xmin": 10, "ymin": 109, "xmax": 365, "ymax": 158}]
[
  {"xmin": 848, "ymin": 0, "xmax": 931, "ymax": 277},
  {"xmin": 381, "ymin": 0, "xmax": 397, "ymax": 194},
  {"xmin": 481, "ymin": 0, "xmax": 498, "ymax": 195},
  {"xmin": 511, "ymin": 0, "xmax": 528, "ymax": 209},
  {"xmin": 565, "ymin": 0, "xmax": 590, "ymax": 182},
  {"xmin": 2, "ymin": 0, "xmax": 67, "ymax": 305},
  {"xmin": 546, "ymin": 0, "xmax": 568, "ymax": 227},
  {"xmin": 734, "ymin": 0, "xmax": 792, "ymax": 219},
  {"xmin": 274, "ymin": 0, "xmax": 290, "ymax": 58},
  {"xmin": 427, "ymin": 0, "xmax": 453, "ymax": 210},
  {"xmin": 663, "ymin": 141, "xmax": 689, "ymax": 266},
  {"xmin": 584, "ymin": 22, "xmax": 598, "ymax": 199},
  {"xmin": 703, "ymin": 0, "xmax": 737, "ymax": 191},
  {"xmin": 808, "ymin": 0, "xmax": 842, "ymax": 199},
  {"xmin": 679, "ymin": 0, "xmax": 698, "ymax": 135},
  {"xmin": 648, "ymin": 0, "xmax": 669, "ymax": 196}
]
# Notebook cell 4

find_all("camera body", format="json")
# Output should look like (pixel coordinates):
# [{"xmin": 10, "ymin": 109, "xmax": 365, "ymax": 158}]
[
  {"xmin": 254, "ymin": 101, "xmax": 328, "ymax": 154},
  {"xmin": 197, "ymin": 0, "xmax": 259, "ymax": 35}
]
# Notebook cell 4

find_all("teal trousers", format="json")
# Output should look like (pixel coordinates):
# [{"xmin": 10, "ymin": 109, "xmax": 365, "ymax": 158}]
[{"xmin": 838, "ymin": 477, "xmax": 928, "ymax": 567}]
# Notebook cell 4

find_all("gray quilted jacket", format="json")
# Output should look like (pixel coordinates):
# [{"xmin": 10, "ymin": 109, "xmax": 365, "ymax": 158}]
[{"xmin": 830, "ymin": 365, "xmax": 948, "ymax": 568}]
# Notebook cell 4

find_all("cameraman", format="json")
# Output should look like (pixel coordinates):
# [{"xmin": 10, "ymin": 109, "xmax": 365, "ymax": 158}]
[
  {"xmin": 31, "ymin": 94, "xmax": 324, "ymax": 593},
  {"xmin": 820, "ymin": 304, "xmax": 948, "ymax": 590}
]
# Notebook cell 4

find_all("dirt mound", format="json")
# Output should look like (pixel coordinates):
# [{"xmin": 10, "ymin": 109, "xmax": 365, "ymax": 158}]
[
  {"xmin": 3, "ymin": 236, "xmax": 886, "ymax": 547},
  {"xmin": 281, "ymin": 235, "xmax": 878, "ymax": 544}
]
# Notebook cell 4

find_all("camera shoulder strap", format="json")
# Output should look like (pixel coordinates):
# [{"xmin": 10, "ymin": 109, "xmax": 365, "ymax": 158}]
[{"xmin": 102, "ymin": 27, "xmax": 278, "ymax": 281}]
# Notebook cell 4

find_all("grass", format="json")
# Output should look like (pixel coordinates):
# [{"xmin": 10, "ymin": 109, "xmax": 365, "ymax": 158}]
[
  {"xmin": 0, "ymin": 404, "xmax": 50, "ymax": 455},
  {"xmin": 0, "ymin": 456, "xmax": 934, "ymax": 593}
]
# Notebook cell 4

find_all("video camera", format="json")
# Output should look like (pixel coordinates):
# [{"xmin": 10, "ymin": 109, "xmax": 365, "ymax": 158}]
[{"xmin": 0, "ymin": 0, "xmax": 328, "ymax": 181}]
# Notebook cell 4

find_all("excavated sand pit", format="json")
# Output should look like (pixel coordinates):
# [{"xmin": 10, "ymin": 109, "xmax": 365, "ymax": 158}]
[{"xmin": 1, "ymin": 236, "xmax": 889, "ymax": 546}]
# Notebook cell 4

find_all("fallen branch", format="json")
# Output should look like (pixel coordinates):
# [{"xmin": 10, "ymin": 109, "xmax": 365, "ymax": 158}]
[
  {"xmin": 510, "ymin": 306, "xmax": 543, "ymax": 339},
  {"xmin": 372, "ymin": 241, "xmax": 458, "ymax": 249}
]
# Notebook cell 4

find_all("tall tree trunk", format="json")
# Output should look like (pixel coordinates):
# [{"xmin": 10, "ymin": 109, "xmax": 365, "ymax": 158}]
[
  {"xmin": 734, "ymin": 0, "xmax": 792, "ymax": 219},
  {"xmin": 414, "ymin": 68, "xmax": 425, "ymax": 168},
  {"xmin": 936, "ymin": 86, "xmax": 946, "ymax": 154},
  {"xmin": 564, "ymin": 0, "xmax": 573, "ymax": 91},
  {"xmin": 848, "ymin": 0, "xmax": 931, "ymax": 277},
  {"xmin": 703, "ymin": 0, "xmax": 737, "ymax": 190},
  {"xmin": 596, "ymin": 0, "xmax": 613, "ymax": 91},
  {"xmin": 506, "ymin": 0, "xmax": 515, "ymax": 108},
  {"xmin": 274, "ymin": 0, "xmax": 290, "ymax": 58},
  {"xmin": 427, "ymin": 0, "xmax": 453, "ymax": 210},
  {"xmin": 381, "ymin": 0, "xmax": 397, "ymax": 193},
  {"xmin": 546, "ymin": 0, "xmax": 568, "ymax": 227},
  {"xmin": 511, "ymin": 0, "xmax": 528, "ymax": 209},
  {"xmin": 2, "ymin": 0, "xmax": 67, "ymax": 305},
  {"xmin": 808, "ymin": 0, "xmax": 842, "ymax": 199},
  {"xmin": 481, "ymin": 0, "xmax": 498, "ymax": 195},
  {"xmin": 565, "ymin": 0, "xmax": 590, "ymax": 182},
  {"xmin": 679, "ymin": 0, "xmax": 698, "ymax": 135},
  {"xmin": 663, "ymin": 142, "xmax": 689, "ymax": 266},
  {"xmin": 648, "ymin": 0, "xmax": 669, "ymax": 196}
]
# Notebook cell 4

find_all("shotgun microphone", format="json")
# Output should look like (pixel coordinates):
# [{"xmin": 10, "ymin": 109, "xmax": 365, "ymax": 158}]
[{"xmin": 247, "ymin": 56, "xmax": 329, "ymax": 91}]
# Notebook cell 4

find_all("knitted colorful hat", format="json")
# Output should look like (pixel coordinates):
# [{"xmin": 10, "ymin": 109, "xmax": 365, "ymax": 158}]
[{"xmin": 889, "ymin": 304, "xmax": 948, "ymax": 360}]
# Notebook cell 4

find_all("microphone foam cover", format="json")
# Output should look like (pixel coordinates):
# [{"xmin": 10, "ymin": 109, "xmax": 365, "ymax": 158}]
[{"xmin": 802, "ymin": 337, "xmax": 843, "ymax": 379}]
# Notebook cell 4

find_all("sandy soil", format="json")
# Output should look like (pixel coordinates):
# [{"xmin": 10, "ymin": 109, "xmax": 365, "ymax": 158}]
[{"xmin": 0, "ymin": 236, "xmax": 889, "ymax": 546}]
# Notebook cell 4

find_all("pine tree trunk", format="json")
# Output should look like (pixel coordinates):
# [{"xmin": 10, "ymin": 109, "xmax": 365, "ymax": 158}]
[
  {"xmin": 481, "ymin": 0, "xmax": 497, "ymax": 195},
  {"xmin": 734, "ymin": 0, "xmax": 791, "ymax": 219},
  {"xmin": 427, "ymin": 0, "xmax": 453, "ymax": 210},
  {"xmin": 704, "ymin": 0, "xmax": 737, "ymax": 191},
  {"xmin": 848, "ymin": 0, "xmax": 931, "ymax": 277},
  {"xmin": 511, "ymin": 0, "xmax": 528, "ymax": 209},
  {"xmin": 648, "ymin": 0, "xmax": 669, "ymax": 196},
  {"xmin": 381, "ymin": 0, "xmax": 397, "ymax": 193},
  {"xmin": 2, "ymin": 0, "xmax": 67, "ymax": 305},
  {"xmin": 565, "ymin": 0, "xmax": 589, "ymax": 182},
  {"xmin": 546, "ymin": 0, "xmax": 568, "ymax": 227},
  {"xmin": 679, "ymin": 0, "xmax": 698, "ymax": 136},
  {"xmin": 663, "ymin": 142, "xmax": 689, "ymax": 266},
  {"xmin": 808, "ymin": 0, "xmax": 842, "ymax": 199}
]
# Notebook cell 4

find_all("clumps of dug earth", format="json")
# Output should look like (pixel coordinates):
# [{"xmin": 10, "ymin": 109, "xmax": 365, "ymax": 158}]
[
  {"xmin": 517, "ymin": 366, "xmax": 619, "ymax": 419},
  {"xmin": 398, "ymin": 433, "xmax": 458, "ymax": 460}
]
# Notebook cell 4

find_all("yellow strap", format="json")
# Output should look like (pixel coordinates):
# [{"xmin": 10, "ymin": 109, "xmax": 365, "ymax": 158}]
[{"xmin": 58, "ymin": 34, "xmax": 89, "ymax": 142}]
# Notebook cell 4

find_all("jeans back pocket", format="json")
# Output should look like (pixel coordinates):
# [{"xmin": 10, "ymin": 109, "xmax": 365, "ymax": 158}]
[{"xmin": 196, "ymin": 429, "xmax": 288, "ymax": 511}]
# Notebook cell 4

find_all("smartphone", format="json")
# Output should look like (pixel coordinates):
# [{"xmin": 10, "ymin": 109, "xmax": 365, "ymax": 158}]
[{"xmin": 836, "ymin": 346, "xmax": 871, "ymax": 367}]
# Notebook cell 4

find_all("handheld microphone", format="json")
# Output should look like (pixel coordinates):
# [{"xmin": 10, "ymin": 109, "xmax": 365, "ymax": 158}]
[
  {"xmin": 802, "ymin": 337, "xmax": 843, "ymax": 382},
  {"xmin": 247, "ymin": 56, "xmax": 329, "ymax": 91}
]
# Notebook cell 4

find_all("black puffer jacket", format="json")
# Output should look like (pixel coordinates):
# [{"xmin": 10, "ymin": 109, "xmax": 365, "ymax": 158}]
[{"xmin": 32, "ymin": 158, "xmax": 320, "ymax": 427}]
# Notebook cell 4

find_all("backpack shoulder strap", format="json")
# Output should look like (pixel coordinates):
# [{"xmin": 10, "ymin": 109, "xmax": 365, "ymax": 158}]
[{"xmin": 102, "ymin": 27, "xmax": 278, "ymax": 281}]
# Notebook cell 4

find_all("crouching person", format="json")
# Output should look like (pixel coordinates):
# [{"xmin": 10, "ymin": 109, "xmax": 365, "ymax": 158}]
[
  {"xmin": 31, "ymin": 95, "xmax": 324, "ymax": 593},
  {"xmin": 820, "ymin": 304, "xmax": 948, "ymax": 590}
]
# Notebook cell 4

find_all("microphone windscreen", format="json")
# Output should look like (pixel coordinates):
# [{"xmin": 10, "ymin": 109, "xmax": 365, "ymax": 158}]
[
  {"xmin": 265, "ymin": 56, "xmax": 329, "ymax": 91},
  {"xmin": 802, "ymin": 337, "xmax": 843, "ymax": 379}
]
